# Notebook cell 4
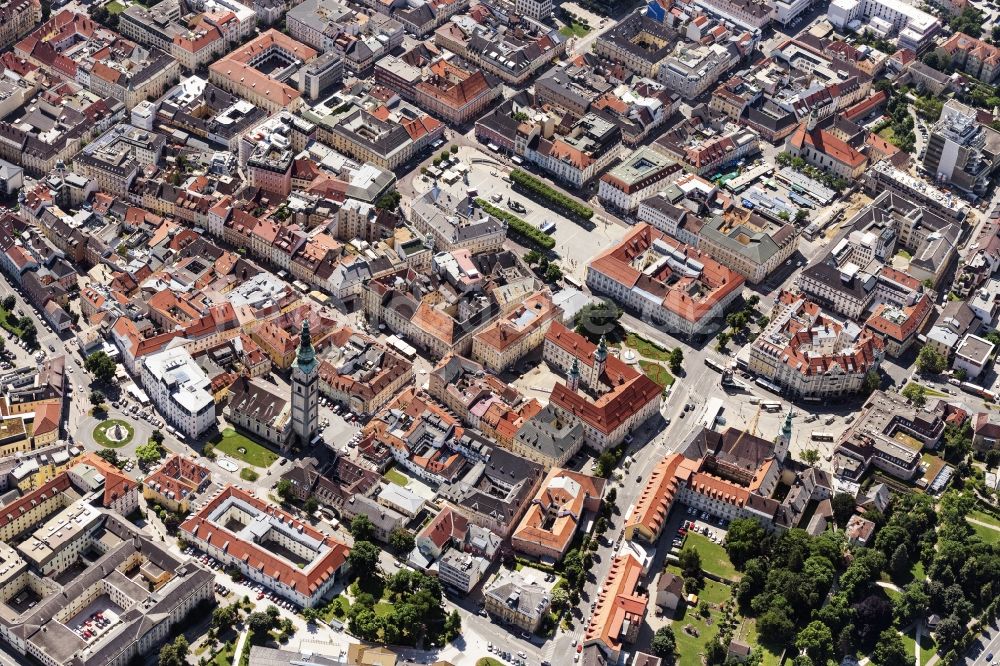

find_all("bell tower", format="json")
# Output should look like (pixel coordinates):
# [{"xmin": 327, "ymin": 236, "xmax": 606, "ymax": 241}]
[
  {"xmin": 594, "ymin": 336, "xmax": 608, "ymax": 379},
  {"xmin": 568, "ymin": 358, "xmax": 581, "ymax": 393},
  {"xmin": 290, "ymin": 319, "xmax": 319, "ymax": 450}
]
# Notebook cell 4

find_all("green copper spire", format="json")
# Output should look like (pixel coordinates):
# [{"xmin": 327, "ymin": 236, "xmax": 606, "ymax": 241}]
[
  {"xmin": 782, "ymin": 408, "xmax": 793, "ymax": 438},
  {"xmin": 295, "ymin": 319, "xmax": 317, "ymax": 374},
  {"xmin": 595, "ymin": 336, "xmax": 607, "ymax": 362},
  {"xmin": 570, "ymin": 358, "xmax": 580, "ymax": 377}
]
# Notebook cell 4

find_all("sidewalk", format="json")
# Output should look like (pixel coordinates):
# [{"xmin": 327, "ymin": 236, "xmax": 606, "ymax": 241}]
[{"xmin": 230, "ymin": 629, "xmax": 249, "ymax": 666}]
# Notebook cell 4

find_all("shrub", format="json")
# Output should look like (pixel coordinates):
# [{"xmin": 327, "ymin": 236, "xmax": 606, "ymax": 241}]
[
  {"xmin": 509, "ymin": 169, "xmax": 594, "ymax": 221},
  {"xmin": 474, "ymin": 198, "xmax": 555, "ymax": 251}
]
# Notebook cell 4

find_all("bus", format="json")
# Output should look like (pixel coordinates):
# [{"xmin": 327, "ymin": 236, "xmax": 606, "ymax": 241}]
[
  {"xmin": 761, "ymin": 401, "xmax": 782, "ymax": 413},
  {"xmin": 756, "ymin": 377, "xmax": 783, "ymax": 394},
  {"xmin": 704, "ymin": 357, "xmax": 725, "ymax": 373},
  {"xmin": 701, "ymin": 398, "xmax": 724, "ymax": 430},
  {"xmin": 811, "ymin": 432, "xmax": 835, "ymax": 442}
]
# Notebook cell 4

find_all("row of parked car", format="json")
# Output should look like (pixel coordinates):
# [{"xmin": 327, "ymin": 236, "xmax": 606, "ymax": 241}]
[
  {"xmin": 185, "ymin": 546, "xmax": 299, "ymax": 612},
  {"xmin": 75, "ymin": 610, "xmax": 111, "ymax": 640},
  {"xmin": 116, "ymin": 398, "xmax": 164, "ymax": 430},
  {"xmin": 487, "ymin": 643, "xmax": 529, "ymax": 666},
  {"xmin": 319, "ymin": 397, "xmax": 358, "ymax": 423}
]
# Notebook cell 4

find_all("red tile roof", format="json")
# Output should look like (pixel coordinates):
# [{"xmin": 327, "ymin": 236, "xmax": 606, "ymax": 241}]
[
  {"xmin": 584, "ymin": 552, "xmax": 648, "ymax": 655},
  {"xmin": 588, "ymin": 224, "xmax": 744, "ymax": 324},
  {"xmin": 545, "ymin": 322, "xmax": 662, "ymax": 436},
  {"xmin": 788, "ymin": 124, "xmax": 867, "ymax": 168},
  {"xmin": 209, "ymin": 30, "xmax": 317, "ymax": 108},
  {"xmin": 180, "ymin": 485, "xmax": 349, "ymax": 598},
  {"xmin": 418, "ymin": 505, "xmax": 469, "ymax": 550},
  {"xmin": 0, "ymin": 473, "xmax": 72, "ymax": 530}
]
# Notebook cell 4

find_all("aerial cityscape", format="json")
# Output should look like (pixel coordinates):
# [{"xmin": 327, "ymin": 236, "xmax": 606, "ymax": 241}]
[{"xmin": 0, "ymin": 0, "xmax": 996, "ymax": 664}]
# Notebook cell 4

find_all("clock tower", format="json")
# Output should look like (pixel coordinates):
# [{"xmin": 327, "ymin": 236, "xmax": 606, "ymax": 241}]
[{"xmin": 290, "ymin": 319, "xmax": 319, "ymax": 450}]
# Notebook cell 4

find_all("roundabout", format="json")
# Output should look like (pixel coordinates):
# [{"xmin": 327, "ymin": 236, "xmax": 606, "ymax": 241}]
[{"xmin": 93, "ymin": 419, "xmax": 135, "ymax": 448}]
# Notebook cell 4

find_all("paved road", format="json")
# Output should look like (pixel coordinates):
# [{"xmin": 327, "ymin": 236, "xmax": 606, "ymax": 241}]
[{"xmin": 964, "ymin": 619, "xmax": 1000, "ymax": 665}]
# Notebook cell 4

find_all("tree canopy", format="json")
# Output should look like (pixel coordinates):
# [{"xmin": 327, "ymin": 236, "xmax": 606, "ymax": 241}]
[
  {"xmin": 348, "ymin": 540, "xmax": 379, "ymax": 582},
  {"xmin": 85, "ymin": 351, "xmax": 117, "ymax": 383},
  {"xmin": 651, "ymin": 626, "xmax": 677, "ymax": 660},
  {"xmin": 916, "ymin": 346, "xmax": 946, "ymax": 374},
  {"xmin": 350, "ymin": 514, "xmax": 375, "ymax": 541}
]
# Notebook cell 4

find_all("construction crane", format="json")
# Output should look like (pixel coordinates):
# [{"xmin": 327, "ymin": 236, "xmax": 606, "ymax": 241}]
[{"xmin": 729, "ymin": 403, "xmax": 762, "ymax": 452}]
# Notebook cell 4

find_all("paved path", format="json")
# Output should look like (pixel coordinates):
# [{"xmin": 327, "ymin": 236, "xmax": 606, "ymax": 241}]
[
  {"xmin": 230, "ymin": 629, "xmax": 250, "ymax": 666},
  {"xmin": 968, "ymin": 517, "xmax": 1000, "ymax": 533},
  {"xmin": 916, "ymin": 621, "xmax": 924, "ymax": 666}
]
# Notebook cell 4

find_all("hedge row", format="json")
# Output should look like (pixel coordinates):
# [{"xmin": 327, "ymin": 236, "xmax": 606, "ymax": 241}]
[
  {"xmin": 475, "ymin": 198, "xmax": 555, "ymax": 251},
  {"xmin": 509, "ymin": 169, "xmax": 594, "ymax": 221}
]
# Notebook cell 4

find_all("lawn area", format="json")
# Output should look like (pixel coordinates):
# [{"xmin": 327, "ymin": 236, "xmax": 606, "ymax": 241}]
[
  {"xmin": 210, "ymin": 640, "xmax": 237, "ymax": 666},
  {"xmin": 0, "ymin": 305, "xmax": 25, "ymax": 338},
  {"xmin": 698, "ymin": 578, "xmax": 732, "ymax": 605},
  {"xmin": 639, "ymin": 360, "xmax": 675, "ymax": 388},
  {"xmin": 214, "ymin": 428, "xmax": 278, "ymax": 467},
  {"xmin": 900, "ymin": 627, "xmax": 937, "ymax": 666},
  {"xmin": 969, "ymin": 510, "xmax": 1000, "ymax": 529},
  {"xmin": 374, "ymin": 601, "xmax": 395, "ymax": 618},
  {"xmin": 684, "ymin": 532, "xmax": 740, "ymax": 582},
  {"xmin": 383, "ymin": 467, "xmax": 409, "ymax": 487},
  {"xmin": 969, "ymin": 519, "xmax": 1000, "ymax": 544},
  {"xmin": 625, "ymin": 332, "xmax": 672, "ymax": 361},
  {"xmin": 93, "ymin": 419, "xmax": 134, "ymax": 448},
  {"xmin": 558, "ymin": 21, "xmax": 590, "ymax": 37},
  {"xmin": 904, "ymin": 381, "xmax": 947, "ymax": 398},
  {"xmin": 477, "ymin": 659, "xmax": 505, "ymax": 666},
  {"xmin": 895, "ymin": 248, "xmax": 912, "ymax": 260},
  {"xmin": 878, "ymin": 126, "xmax": 896, "ymax": 143},
  {"xmin": 911, "ymin": 559, "xmax": 926, "ymax": 582},
  {"xmin": 920, "ymin": 453, "xmax": 945, "ymax": 486},
  {"xmin": 673, "ymin": 602, "xmax": 724, "ymax": 666},
  {"xmin": 240, "ymin": 467, "xmax": 259, "ymax": 482},
  {"xmin": 741, "ymin": 617, "xmax": 784, "ymax": 666},
  {"xmin": 320, "ymin": 595, "xmax": 350, "ymax": 622},
  {"xmin": 894, "ymin": 431, "xmax": 924, "ymax": 452},
  {"xmin": 106, "ymin": 0, "xmax": 126, "ymax": 12}
]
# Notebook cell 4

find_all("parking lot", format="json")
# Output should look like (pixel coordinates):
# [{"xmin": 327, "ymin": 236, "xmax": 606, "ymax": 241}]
[
  {"xmin": 670, "ymin": 507, "xmax": 729, "ymax": 553},
  {"xmin": 68, "ymin": 596, "xmax": 123, "ymax": 644},
  {"xmin": 112, "ymin": 395, "xmax": 165, "ymax": 432},
  {"xmin": 184, "ymin": 545, "xmax": 301, "ymax": 614},
  {"xmin": 318, "ymin": 395, "xmax": 361, "ymax": 450}
]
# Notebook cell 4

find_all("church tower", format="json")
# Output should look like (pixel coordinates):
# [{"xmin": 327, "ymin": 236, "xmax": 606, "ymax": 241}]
[
  {"xmin": 775, "ymin": 408, "xmax": 792, "ymax": 464},
  {"xmin": 568, "ymin": 358, "xmax": 581, "ymax": 393},
  {"xmin": 290, "ymin": 319, "xmax": 319, "ymax": 450},
  {"xmin": 594, "ymin": 336, "xmax": 608, "ymax": 379}
]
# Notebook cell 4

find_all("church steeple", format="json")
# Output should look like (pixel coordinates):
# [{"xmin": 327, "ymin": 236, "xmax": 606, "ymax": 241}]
[
  {"xmin": 594, "ymin": 336, "xmax": 607, "ymax": 377},
  {"xmin": 295, "ymin": 320, "xmax": 317, "ymax": 374},
  {"xmin": 568, "ymin": 357, "xmax": 580, "ymax": 393},
  {"xmin": 290, "ymin": 318, "xmax": 319, "ymax": 451}
]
